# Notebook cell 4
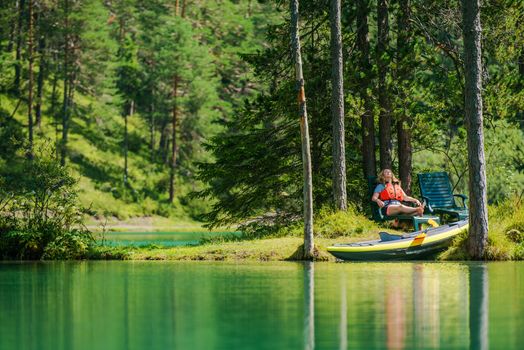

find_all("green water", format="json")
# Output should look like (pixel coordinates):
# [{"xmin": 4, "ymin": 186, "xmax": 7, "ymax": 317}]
[
  {"xmin": 0, "ymin": 262, "xmax": 522, "ymax": 350},
  {"xmin": 97, "ymin": 231, "xmax": 240, "ymax": 247}
]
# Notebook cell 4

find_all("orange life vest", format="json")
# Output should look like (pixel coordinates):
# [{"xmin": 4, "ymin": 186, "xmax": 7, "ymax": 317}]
[{"xmin": 379, "ymin": 182, "xmax": 404, "ymax": 201}]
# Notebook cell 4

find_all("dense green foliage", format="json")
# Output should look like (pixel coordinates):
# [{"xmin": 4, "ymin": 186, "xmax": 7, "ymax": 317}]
[
  {"xmin": 0, "ymin": 0, "xmax": 523, "ymax": 253},
  {"xmin": 0, "ymin": 0, "xmax": 279, "ymax": 222},
  {"xmin": 198, "ymin": 0, "xmax": 524, "ymax": 228},
  {"xmin": 0, "ymin": 131, "xmax": 91, "ymax": 259}
]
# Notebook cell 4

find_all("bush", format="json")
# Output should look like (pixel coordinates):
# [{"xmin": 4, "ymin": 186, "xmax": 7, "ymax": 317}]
[{"xmin": 0, "ymin": 144, "xmax": 94, "ymax": 260}]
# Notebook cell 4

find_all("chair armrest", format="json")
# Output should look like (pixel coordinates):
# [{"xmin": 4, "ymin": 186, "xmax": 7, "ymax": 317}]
[
  {"xmin": 453, "ymin": 194, "xmax": 468, "ymax": 208},
  {"xmin": 371, "ymin": 201, "xmax": 385, "ymax": 220},
  {"xmin": 421, "ymin": 196, "xmax": 434, "ymax": 213}
]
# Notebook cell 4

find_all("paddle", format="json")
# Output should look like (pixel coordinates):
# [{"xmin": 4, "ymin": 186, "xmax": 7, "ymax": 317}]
[{"xmin": 410, "ymin": 232, "xmax": 426, "ymax": 246}]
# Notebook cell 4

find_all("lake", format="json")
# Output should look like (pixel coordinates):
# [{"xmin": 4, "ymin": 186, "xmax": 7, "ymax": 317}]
[{"xmin": 0, "ymin": 261, "xmax": 522, "ymax": 349}]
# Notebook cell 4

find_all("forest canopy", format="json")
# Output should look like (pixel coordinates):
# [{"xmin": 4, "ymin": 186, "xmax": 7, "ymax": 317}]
[{"xmin": 0, "ymin": 0, "xmax": 523, "ymax": 231}]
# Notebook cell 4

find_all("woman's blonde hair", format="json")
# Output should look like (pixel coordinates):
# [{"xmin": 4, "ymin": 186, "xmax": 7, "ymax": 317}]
[{"xmin": 377, "ymin": 169, "xmax": 400, "ymax": 185}]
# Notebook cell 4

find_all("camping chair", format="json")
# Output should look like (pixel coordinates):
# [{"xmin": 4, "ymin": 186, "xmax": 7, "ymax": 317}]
[
  {"xmin": 417, "ymin": 172, "xmax": 469, "ymax": 221},
  {"xmin": 368, "ymin": 177, "xmax": 440, "ymax": 231}
]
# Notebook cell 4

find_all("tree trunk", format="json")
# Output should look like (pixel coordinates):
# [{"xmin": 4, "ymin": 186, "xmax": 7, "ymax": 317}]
[
  {"xmin": 27, "ymin": 0, "xmax": 34, "ymax": 155},
  {"xmin": 35, "ymin": 32, "xmax": 45, "ymax": 129},
  {"xmin": 158, "ymin": 119, "xmax": 169, "ymax": 163},
  {"xmin": 60, "ymin": 0, "xmax": 69, "ymax": 166},
  {"xmin": 50, "ymin": 57, "xmax": 59, "ymax": 156},
  {"xmin": 7, "ymin": 0, "xmax": 18, "ymax": 53},
  {"xmin": 377, "ymin": 0, "xmax": 392, "ymax": 170},
  {"xmin": 291, "ymin": 0, "xmax": 314, "ymax": 260},
  {"xmin": 150, "ymin": 97, "xmax": 155, "ymax": 163},
  {"xmin": 357, "ymin": 0, "xmax": 376, "ymax": 179},
  {"xmin": 14, "ymin": 0, "xmax": 25, "ymax": 93},
  {"xmin": 330, "ymin": 0, "xmax": 347, "ymax": 211},
  {"xmin": 169, "ymin": 76, "xmax": 178, "ymax": 203},
  {"xmin": 181, "ymin": 0, "xmax": 187, "ymax": 18},
  {"xmin": 397, "ymin": 0, "xmax": 413, "ymax": 194},
  {"xmin": 124, "ymin": 100, "xmax": 134, "ymax": 186},
  {"xmin": 462, "ymin": 0, "xmax": 488, "ymax": 259}
]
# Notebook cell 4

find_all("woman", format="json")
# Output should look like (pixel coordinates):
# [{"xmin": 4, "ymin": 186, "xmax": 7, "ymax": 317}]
[{"xmin": 371, "ymin": 169, "xmax": 424, "ymax": 217}]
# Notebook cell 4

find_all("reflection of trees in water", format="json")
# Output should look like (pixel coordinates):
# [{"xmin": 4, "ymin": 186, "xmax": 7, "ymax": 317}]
[
  {"xmin": 412, "ymin": 263, "xmax": 441, "ymax": 350},
  {"xmin": 304, "ymin": 262, "xmax": 315, "ymax": 350},
  {"xmin": 311, "ymin": 262, "xmax": 494, "ymax": 349},
  {"xmin": 469, "ymin": 264, "xmax": 488, "ymax": 350},
  {"xmin": 339, "ymin": 272, "xmax": 347, "ymax": 350},
  {"xmin": 386, "ymin": 271, "xmax": 407, "ymax": 350}
]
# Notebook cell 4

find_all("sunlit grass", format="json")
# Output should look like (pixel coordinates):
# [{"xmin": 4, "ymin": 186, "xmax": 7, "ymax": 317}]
[{"xmin": 439, "ymin": 196, "xmax": 524, "ymax": 260}]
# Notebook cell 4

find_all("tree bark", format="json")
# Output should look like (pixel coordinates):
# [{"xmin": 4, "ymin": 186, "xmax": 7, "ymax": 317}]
[
  {"xmin": 150, "ymin": 96, "xmax": 155, "ymax": 163},
  {"xmin": 7, "ymin": 0, "xmax": 18, "ymax": 53},
  {"xmin": 397, "ymin": 0, "xmax": 413, "ymax": 194},
  {"xmin": 291, "ymin": 0, "xmax": 314, "ymax": 260},
  {"xmin": 330, "ymin": 0, "xmax": 347, "ymax": 211},
  {"xmin": 124, "ymin": 100, "xmax": 134, "ymax": 186},
  {"xmin": 60, "ymin": 0, "xmax": 70, "ymax": 166},
  {"xmin": 27, "ymin": 0, "xmax": 34, "ymax": 155},
  {"xmin": 377, "ymin": 0, "xmax": 392, "ymax": 170},
  {"xmin": 35, "ymin": 30, "xmax": 45, "ymax": 128},
  {"xmin": 14, "ymin": 0, "xmax": 25, "ymax": 93},
  {"xmin": 357, "ymin": 0, "xmax": 376, "ymax": 179},
  {"xmin": 158, "ymin": 119, "xmax": 169, "ymax": 164},
  {"xmin": 462, "ymin": 0, "xmax": 488, "ymax": 259},
  {"xmin": 169, "ymin": 76, "xmax": 178, "ymax": 203}
]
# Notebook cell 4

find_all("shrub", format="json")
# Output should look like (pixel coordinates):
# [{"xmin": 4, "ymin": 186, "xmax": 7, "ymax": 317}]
[{"xmin": 0, "ymin": 145, "xmax": 93, "ymax": 260}]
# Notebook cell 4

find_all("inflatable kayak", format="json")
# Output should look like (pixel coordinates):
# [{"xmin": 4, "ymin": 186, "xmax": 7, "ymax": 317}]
[{"xmin": 327, "ymin": 220, "xmax": 468, "ymax": 261}]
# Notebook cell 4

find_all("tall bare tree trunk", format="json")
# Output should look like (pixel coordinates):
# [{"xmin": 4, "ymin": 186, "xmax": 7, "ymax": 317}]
[
  {"xmin": 330, "ymin": 0, "xmax": 347, "ymax": 211},
  {"xmin": 357, "ymin": 0, "xmax": 376, "ymax": 179},
  {"xmin": 150, "ymin": 95, "xmax": 155, "ymax": 163},
  {"xmin": 35, "ymin": 31, "xmax": 45, "ymax": 129},
  {"xmin": 169, "ymin": 76, "xmax": 178, "ymax": 203},
  {"xmin": 14, "ymin": 0, "xmax": 25, "ymax": 93},
  {"xmin": 462, "ymin": 0, "xmax": 488, "ymax": 259},
  {"xmin": 60, "ymin": 0, "xmax": 70, "ymax": 166},
  {"xmin": 377, "ymin": 0, "xmax": 392, "ymax": 170},
  {"xmin": 397, "ymin": 0, "xmax": 413, "ymax": 194},
  {"xmin": 6, "ymin": 0, "xmax": 18, "ymax": 53},
  {"xmin": 291, "ymin": 0, "xmax": 314, "ymax": 259},
  {"xmin": 124, "ymin": 100, "xmax": 134, "ymax": 186},
  {"xmin": 181, "ymin": 0, "xmax": 186, "ymax": 18},
  {"xmin": 27, "ymin": 0, "xmax": 34, "ymax": 156}
]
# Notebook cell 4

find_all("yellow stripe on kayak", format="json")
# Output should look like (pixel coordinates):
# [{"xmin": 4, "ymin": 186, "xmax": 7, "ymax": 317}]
[{"xmin": 327, "ymin": 224, "xmax": 468, "ymax": 253}]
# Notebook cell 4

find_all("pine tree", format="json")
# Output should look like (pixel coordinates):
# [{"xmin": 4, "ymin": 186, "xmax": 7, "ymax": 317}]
[
  {"xmin": 462, "ymin": 0, "xmax": 488, "ymax": 258},
  {"xmin": 377, "ymin": 0, "xmax": 392, "ymax": 170},
  {"xmin": 330, "ymin": 0, "xmax": 347, "ymax": 211}
]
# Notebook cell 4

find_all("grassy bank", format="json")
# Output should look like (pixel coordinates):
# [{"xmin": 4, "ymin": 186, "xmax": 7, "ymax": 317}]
[
  {"xmin": 440, "ymin": 197, "xmax": 524, "ymax": 260},
  {"xmin": 90, "ymin": 201, "xmax": 524, "ymax": 262},
  {"xmin": 88, "ymin": 208, "xmax": 393, "ymax": 261},
  {"xmin": 90, "ymin": 234, "xmax": 377, "ymax": 262}
]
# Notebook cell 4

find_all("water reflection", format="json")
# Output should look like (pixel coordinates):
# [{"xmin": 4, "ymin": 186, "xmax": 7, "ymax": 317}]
[
  {"xmin": 339, "ymin": 272, "xmax": 347, "ymax": 350},
  {"xmin": 469, "ymin": 264, "xmax": 488, "ymax": 350},
  {"xmin": 304, "ymin": 262, "xmax": 315, "ymax": 350},
  {"xmin": 332, "ymin": 262, "xmax": 494, "ymax": 350},
  {"xmin": 1, "ymin": 261, "xmax": 521, "ymax": 350}
]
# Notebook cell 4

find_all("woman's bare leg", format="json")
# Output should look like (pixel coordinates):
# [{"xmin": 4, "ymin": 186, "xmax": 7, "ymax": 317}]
[{"xmin": 387, "ymin": 204, "xmax": 424, "ymax": 216}]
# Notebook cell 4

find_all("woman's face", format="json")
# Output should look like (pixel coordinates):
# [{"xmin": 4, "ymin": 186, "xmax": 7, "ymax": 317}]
[{"xmin": 383, "ymin": 169, "xmax": 392, "ymax": 181}]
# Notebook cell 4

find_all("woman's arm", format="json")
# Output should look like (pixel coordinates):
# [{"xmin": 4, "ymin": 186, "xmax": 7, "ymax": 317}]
[
  {"xmin": 403, "ymin": 191, "xmax": 421, "ymax": 206},
  {"xmin": 371, "ymin": 192, "xmax": 385, "ymax": 208}
]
